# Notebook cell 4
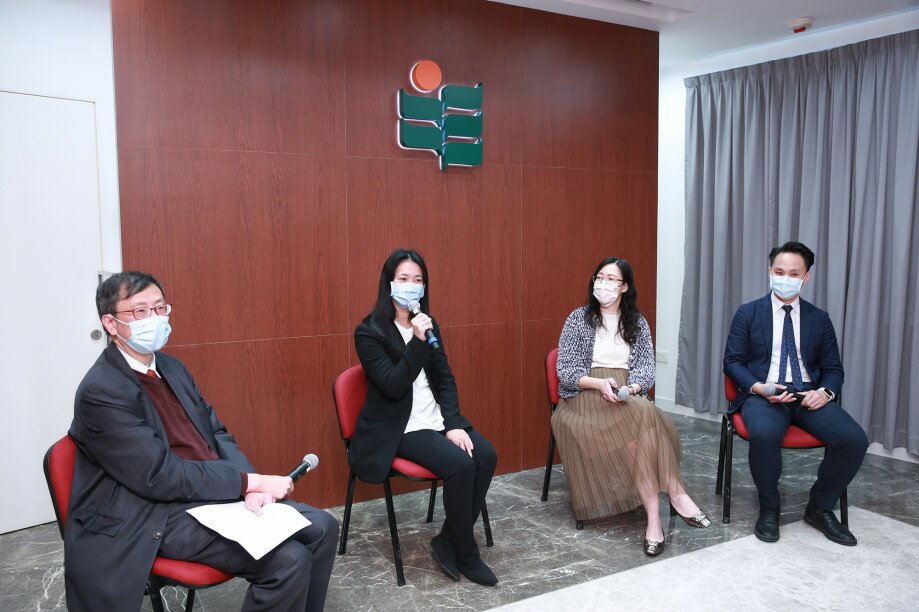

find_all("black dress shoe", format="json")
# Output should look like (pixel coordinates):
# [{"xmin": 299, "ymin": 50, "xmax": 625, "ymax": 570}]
[
  {"xmin": 430, "ymin": 535, "xmax": 460, "ymax": 581},
  {"xmin": 803, "ymin": 501, "xmax": 857, "ymax": 546},
  {"xmin": 457, "ymin": 557, "xmax": 498, "ymax": 586},
  {"xmin": 755, "ymin": 507, "xmax": 780, "ymax": 542}
]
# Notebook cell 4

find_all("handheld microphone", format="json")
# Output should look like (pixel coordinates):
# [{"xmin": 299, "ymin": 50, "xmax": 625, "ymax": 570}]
[
  {"xmin": 407, "ymin": 300, "xmax": 441, "ymax": 350},
  {"xmin": 287, "ymin": 453, "xmax": 319, "ymax": 482},
  {"xmin": 616, "ymin": 387, "xmax": 630, "ymax": 402}
]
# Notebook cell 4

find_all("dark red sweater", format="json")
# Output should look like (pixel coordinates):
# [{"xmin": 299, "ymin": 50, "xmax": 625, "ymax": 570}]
[{"xmin": 137, "ymin": 371, "xmax": 247, "ymax": 495}]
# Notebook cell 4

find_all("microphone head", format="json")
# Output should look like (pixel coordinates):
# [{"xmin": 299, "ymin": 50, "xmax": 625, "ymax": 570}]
[
  {"xmin": 617, "ymin": 387, "xmax": 630, "ymax": 402},
  {"xmin": 762, "ymin": 384, "xmax": 777, "ymax": 397},
  {"xmin": 407, "ymin": 300, "xmax": 422, "ymax": 315},
  {"xmin": 303, "ymin": 454, "xmax": 319, "ymax": 470}
]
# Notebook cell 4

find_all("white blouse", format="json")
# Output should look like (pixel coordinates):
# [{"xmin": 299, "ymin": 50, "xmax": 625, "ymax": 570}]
[
  {"xmin": 395, "ymin": 322, "xmax": 445, "ymax": 433},
  {"xmin": 591, "ymin": 311, "xmax": 630, "ymax": 370}
]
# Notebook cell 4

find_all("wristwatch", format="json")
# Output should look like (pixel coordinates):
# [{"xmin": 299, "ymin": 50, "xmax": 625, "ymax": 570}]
[{"xmin": 820, "ymin": 387, "xmax": 835, "ymax": 401}]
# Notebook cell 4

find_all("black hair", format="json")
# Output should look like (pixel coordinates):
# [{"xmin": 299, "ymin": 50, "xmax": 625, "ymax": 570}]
[
  {"xmin": 584, "ymin": 257, "xmax": 641, "ymax": 345},
  {"xmin": 363, "ymin": 249, "xmax": 430, "ymax": 349},
  {"xmin": 769, "ymin": 241, "xmax": 815, "ymax": 271},
  {"xmin": 96, "ymin": 271, "xmax": 165, "ymax": 318}
]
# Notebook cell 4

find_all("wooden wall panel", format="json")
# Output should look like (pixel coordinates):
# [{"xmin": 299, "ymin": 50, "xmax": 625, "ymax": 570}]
[
  {"xmin": 113, "ymin": 0, "xmax": 659, "ymax": 510},
  {"xmin": 345, "ymin": 158, "xmax": 523, "ymax": 328},
  {"xmin": 113, "ymin": 0, "xmax": 347, "ymax": 155},
  {"xmin": 519, "ymin": 11, "xmax": 658, "ymax": 171},
  {"xmin": 119, "ymin": 147, "xmax": 351, "ymax": 344},
  {"xmin": 520, "ymin": 166, "xmax": 658, "ymax": 322}
]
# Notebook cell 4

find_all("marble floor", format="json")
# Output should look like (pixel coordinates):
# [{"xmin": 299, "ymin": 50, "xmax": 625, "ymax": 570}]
[
  {"xmin": 492, "ymin": 507, "xmax": 919, "ymax": 611},
  {"xmin": 1, "ymin": 413, "xmax": 917, "ymax": 611}
]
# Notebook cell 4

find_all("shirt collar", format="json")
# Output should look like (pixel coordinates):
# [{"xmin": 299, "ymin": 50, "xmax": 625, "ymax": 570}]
[
  {"xmin": 116, "ymin": 345, "xmax": 158, "ymax": 377},
  {"xmin": 771, "ymin": 292, "xmax": 800, "ymax": 314}
]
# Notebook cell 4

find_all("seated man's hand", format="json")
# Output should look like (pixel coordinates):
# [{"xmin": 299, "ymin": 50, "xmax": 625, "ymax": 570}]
[
  {"xmin": 798, "ymin": 389, "xmax": 829, "ymax": 411},
  {"xmin": 753, "ymin": 383, "xmax": 797, "ymax": 404},
  {"xmin": 244, "ymin": 491, "xmax": 275, "ymax": 516},
  {"xmin": 247, "ymin": 474, "xmax": 294, "ymax": 500}
]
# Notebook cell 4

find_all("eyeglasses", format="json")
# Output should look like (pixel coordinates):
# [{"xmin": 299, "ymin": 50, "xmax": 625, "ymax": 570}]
[
  {"xmin": 113, "ymin": 304, "xmax": 172, "ymax": 320},
  {"xmin": 592, "ymin": 275, "xmax": 623, "ymax": 285}
]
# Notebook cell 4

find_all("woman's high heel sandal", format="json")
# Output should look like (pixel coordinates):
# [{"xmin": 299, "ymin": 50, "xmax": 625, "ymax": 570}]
[
  {"xmin": 643, "ymin": 538, "xmax": 664, "ymax": 556},
  {"xmin": 675, "ymin": 508, "xmax": 711, "ymax": 528}
]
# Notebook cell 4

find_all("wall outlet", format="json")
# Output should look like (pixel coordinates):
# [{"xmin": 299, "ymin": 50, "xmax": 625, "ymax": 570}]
[{"xmin": 656, "ymin": 350, "xmax": 669, "ymax": 364}]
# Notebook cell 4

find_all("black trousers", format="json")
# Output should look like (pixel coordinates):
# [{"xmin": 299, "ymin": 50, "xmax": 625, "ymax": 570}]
[
  {"xmin": 159, "ymin": 500, "xmax": 339, "ymax": 612},
  {"xmin": 740, "ymin": 386, "xmax": 868, "ymax": 511},
  {"xmin": 396, "ymin": 428, "xmax": 497, "ymax": 562}
]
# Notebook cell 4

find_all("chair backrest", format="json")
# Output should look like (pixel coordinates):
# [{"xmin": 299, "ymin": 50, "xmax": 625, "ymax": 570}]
[
  {"xmin": 545, "ymin": 348, "xmax": 560, "ymax": 407},
  {"xmin": 724, "ymin": 375, "xmax": 737, "ymax": 403},
  {"xmin": 333, "ymin": 364, "xmax": 368, "ymax": 443},
  {"xmin": 43, "ymin": 435, "xmax": 77, "ymax": 539}
]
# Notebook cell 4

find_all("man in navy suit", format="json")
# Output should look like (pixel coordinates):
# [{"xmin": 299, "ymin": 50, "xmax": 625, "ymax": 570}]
[{"xmin": 723, "ymin": 242, "xmax": 868, "ymax": 545}]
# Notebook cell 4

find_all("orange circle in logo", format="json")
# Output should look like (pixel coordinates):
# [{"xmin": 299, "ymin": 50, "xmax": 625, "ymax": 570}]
[{"xmin": 410, "ymin": 60, "xmax": 442, "ymax": 93}]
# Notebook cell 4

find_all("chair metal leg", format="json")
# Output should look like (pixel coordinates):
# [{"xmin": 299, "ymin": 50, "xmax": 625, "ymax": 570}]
[
  {"xmin": 184, "ymin": 588, "xmax": 197, "ymax": 612},
  {"xmin": 338, "ymin": 471, "xmax": 356, "ymax": 555},
  {"xmin": 541, "ymin": 432, "xmax": 556, "ymax": 501},
  {"xmin": 426, "ymin": 481, "xmax": 438, "ymax": 523},
  {"xmin": 147, "ymin": 578, "xmax": 166, "ymax": 612},
  {"xmin": 481, "ymin": 501, "xmax": 494, "ymax": 547},
  {"xmin": 382, "ymin": 478, "xmax": 406, "ymax": 586},
  {"xmin": 723, "ymin": 429, "xmax": 733, "ymax": 523},
  {"xmin": 840, "ymin": 487, "xmax": 848, "ymax": 526},
  {"xmin": 716, "ymin": 415, "xmax": 728, "ymax": 495}
]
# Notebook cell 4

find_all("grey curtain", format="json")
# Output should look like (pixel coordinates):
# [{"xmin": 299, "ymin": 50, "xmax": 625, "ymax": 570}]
[{"xmin": 677, "ymin": 30, "xmax": 919, "ymax": 454}]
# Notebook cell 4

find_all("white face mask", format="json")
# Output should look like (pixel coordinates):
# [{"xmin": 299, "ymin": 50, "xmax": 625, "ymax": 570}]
[
  {"xmin": 114, "ymin": 314, "xmax": 171, "ymax": 354},
  {"xmin": 593, "ymin": 285, "xmax": 619, "ymax": 307},
  {"xmin": 770, "ymin": 274, "xmax": 804, "ymax": 300},
  {"xmin": 390, "ymin": 282, "xmax": 425, "ymax": 308}
]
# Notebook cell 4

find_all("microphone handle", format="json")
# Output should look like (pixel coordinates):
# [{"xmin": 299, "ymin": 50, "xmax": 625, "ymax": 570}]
[
  {"xmin": 425, "ymin": 329, "xmax": 441, "ymax": 350},
  {"xmin": 288, "ymin": 464, "xmax": 310, "ymax": 482}
]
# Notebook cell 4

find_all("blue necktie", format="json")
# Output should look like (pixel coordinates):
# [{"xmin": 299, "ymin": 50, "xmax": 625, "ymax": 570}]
[{"xmin": 779, "ymin": 304, "xmax": 804, "ymax": 391}]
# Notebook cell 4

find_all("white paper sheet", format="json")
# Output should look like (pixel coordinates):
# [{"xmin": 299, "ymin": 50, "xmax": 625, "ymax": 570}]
[{"xmin": 187, "ymin": 501, "xmax": 311, "ymax": 560}]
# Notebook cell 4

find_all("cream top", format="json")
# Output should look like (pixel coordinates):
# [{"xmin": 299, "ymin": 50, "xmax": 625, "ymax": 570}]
[{"xmin": 591, "ymin": 311, "xmax": 630, "ymax": 370}]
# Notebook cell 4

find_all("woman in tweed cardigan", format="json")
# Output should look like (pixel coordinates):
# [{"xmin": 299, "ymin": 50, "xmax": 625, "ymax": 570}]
[{"xmin": 551, "ymin": 257, "xmax": 710, "ymax": 556}]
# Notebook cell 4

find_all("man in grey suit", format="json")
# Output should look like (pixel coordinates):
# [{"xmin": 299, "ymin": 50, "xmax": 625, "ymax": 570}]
[{"xmin": 65, "ymin": 271, "xmax": 338, "ymax": 611}]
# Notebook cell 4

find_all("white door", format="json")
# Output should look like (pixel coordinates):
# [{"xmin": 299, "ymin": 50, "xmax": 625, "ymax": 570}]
[{"xmin": 0, "ymin": 91, "xmax": 107, "ymax": 533}]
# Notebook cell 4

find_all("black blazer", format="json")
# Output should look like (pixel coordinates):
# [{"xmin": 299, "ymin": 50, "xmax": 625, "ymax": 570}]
[
  {"xmin": 348, "ymin": 315, "xmax": 471, "ymax": 483},
  {"xmin": 723, "ymin": 293, "xmax": 844, "ymax": 412},
  {"xmin": 65, "ymin": 342, "xmax": 255, "ymax": 611}
]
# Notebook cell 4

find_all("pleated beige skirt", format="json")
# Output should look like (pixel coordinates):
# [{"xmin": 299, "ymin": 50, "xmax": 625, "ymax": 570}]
[{"xmin": 551, "ymin": 367, "xmax": 685, "ymax": 521}]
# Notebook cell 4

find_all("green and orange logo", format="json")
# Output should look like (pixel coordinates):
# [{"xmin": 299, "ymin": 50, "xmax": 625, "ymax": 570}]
[{"xmin": 397, "ymin": 60, "xmax": 482, "ymax": 170}]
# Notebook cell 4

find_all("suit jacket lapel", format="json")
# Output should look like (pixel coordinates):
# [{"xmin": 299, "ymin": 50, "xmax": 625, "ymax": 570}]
[
  {"xmin": 103, "ymin": 342, "xmax": 169, "ymax": 436},
  {"xmin": 799, "ymin": 299, "xmax": 813, "ymax": 369},
  {"xmin": 757, "ymin": 294, "xmax": 772, "ymax": 352}
]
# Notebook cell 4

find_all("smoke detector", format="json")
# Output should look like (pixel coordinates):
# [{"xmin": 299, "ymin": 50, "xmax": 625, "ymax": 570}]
[{"xmin": 788, "ymin": 17, "xmax": 814, "ymax": 34}]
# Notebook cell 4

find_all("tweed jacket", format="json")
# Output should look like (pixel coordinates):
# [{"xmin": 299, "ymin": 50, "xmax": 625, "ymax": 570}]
[{"xmin": 556, "ymin": 305, "xmax": 655, "ymax": 399}]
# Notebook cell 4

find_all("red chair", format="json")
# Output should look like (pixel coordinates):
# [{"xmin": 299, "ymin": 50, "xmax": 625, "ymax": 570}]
[
  {"xmin": 541, "ymin": 348, "xmax": 560, "ymax": 503},
  {"xmin": 716, "ymin": 376, "xmax": 848, "ymax": 524},
  {"xmin": 333, "ymin": 364, "xmax": 493, "ymax": 587},
  {"xmin": 43, "ymin": 435, "xmax": 232, "ymax": 612}
]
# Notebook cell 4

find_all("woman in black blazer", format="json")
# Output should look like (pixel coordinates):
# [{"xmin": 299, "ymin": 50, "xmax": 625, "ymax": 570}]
[{"xmin": 349, "ymin": 248, "xmax": 498, "ymax": 586}]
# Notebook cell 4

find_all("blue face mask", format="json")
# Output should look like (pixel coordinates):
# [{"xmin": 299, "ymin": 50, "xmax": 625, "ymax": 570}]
[
  {"xmin": 390, "ymin": 282, "xmax": 424, "ymax": 308},
  {"xmin": 770, "ymin": 274, "xmax": 804, "ymax": 300},
  {"xmin": 115, "ymin": 314, "xmax": 172, "ymax": 354}
]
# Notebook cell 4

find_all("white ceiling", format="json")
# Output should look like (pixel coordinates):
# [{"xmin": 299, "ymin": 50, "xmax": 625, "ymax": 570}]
[{"xmin": 490, "ymin": 0, "xmax": 919, "ymax": 67}]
